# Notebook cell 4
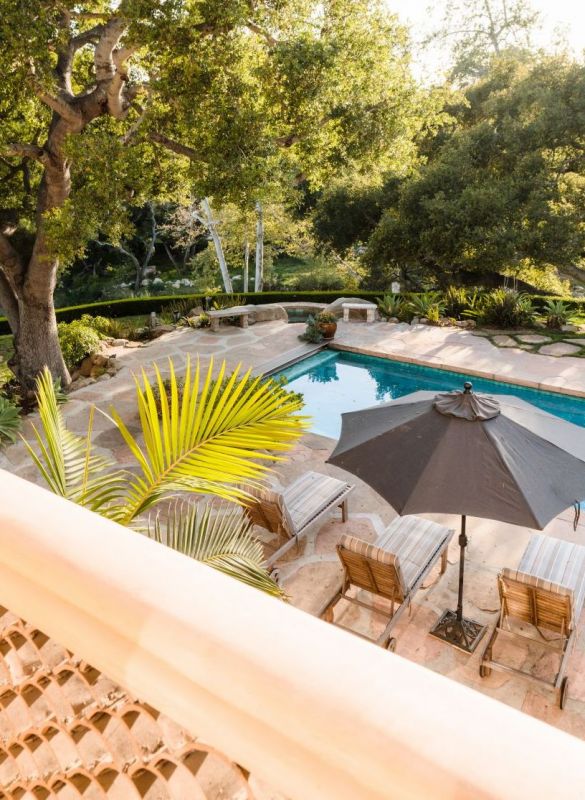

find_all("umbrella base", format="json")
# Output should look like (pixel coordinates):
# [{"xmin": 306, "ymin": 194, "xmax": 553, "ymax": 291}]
[{"xmin": 430, "ymin": 609, "xmax": 487, "ymax": 654}]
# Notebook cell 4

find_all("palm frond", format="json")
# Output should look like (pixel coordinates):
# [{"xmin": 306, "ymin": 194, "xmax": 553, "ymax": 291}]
[
  {"xmin": 148, "ymin": 500, "xmax": 285, "ymax": 598},
  {"xmin": 23, "ymin": 367, "xmax": 127, "ymax": 517},
  {"xmin": 111, "ymin": 357, "xmax": 308, "ymax": 524}
]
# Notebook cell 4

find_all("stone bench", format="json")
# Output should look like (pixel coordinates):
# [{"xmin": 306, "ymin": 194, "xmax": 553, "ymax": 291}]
[
  {"xmin": 208, "ymin": 306, "xmax": 250, "ymax": 332},
  {"xmin": 342, "ymin": 302, "xmax": 378, "ymax": 323}
]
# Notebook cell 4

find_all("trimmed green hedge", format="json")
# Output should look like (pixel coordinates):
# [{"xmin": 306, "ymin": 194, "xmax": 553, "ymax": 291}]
[{"xmin": 0, "ymin": 290, "xmax": 584, "ymax": 337}]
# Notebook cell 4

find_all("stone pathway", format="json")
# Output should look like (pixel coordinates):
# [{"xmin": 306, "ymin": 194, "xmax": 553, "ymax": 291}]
[
  {"xmin": 477, "ymin": 328, "xmax": 585, "ymax": 359},
  {"xmin": 3, "ymin": 318, "xmax": 585, "ymax": 741}
]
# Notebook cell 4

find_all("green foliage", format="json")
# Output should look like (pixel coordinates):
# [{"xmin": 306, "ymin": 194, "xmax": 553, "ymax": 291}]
[
  {"xmin": 57, "ymin": 321, "xmax": 101, "ymax": 369},
  {"xmin": 0, "ymin": 396, "xmax": 21, "ymax": 445},
  {"xmin": 25, "ymin": 359, "xmax": 307, "ymax": 595},
  {"xmin": 315, "ymin": 311, "xmax": 337, "ymax": 324},
  {"xmin": 212, "ymin": 294, "xmax": 247, "ymax": 310},
  {"xmin": 299, "ymin": 315, "xmax": 324, "ymax": 343},
  {"xmin": 364, "ymin": 57, "xmax": 585, "ymax": 287},
  {"xmin": 148, "ymin": 501, "xmax": 285, "ymax": 598},
  {"xmin": 471, "ymin": 289, "xmax": 535, "ymax": 327},
  {"xmin": 409, "ymin": 292, "xmax": 446, "ymax": 320},
  {"xmin": 443, "ymin": 287, "xmax": 471, "ymax": 319},
  {"xmin": 180, "ymin": 313, "xmax": 210, "ymax": 329},
  {"xmin": 544, "ymin": 299, "xmax": 572, "ymax": 329},
  {"xmin": 79, "ymin": 314, "xmax": 114, "ymax": 338},
  {"xmin": 377, "ymin": 293, "xmax": 406, "ymax": 320}
]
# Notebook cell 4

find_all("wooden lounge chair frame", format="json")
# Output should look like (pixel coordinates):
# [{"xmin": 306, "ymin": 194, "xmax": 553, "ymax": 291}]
[
  {"xmin": 479, "ymin": 574, "xmax": 577, "ymax": 709},
  {"xmin": 244, "ymin": 472, "xmax": 354, "ymax": 570},
  {"xmin": 318, "ymin": 519, "xmax": 454, "ymax": 651}
]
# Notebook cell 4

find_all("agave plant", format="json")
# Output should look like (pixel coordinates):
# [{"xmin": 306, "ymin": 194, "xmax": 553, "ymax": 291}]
[
  {"xmin": 543, "ymin": 299, "xmax": 572, "ymax": 330},
  {"xmin": 409, "ymin": 292, "xmax": 445, "ymax": 322},
  {"xmin": 24, "ymin": 359, "xmax": 307, "ymax": 595},
  {"xmin": 376, "ymin": 293, "xmax": 404, "ymax": 320}
]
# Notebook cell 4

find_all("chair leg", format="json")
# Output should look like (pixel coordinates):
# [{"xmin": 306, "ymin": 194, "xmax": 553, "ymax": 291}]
[
  {"xmin": 340, "ymin": 498, "xmax": 349, "ymax": 523},
  {"xmin": 440, "ymin": 547, "xmax": 448, "ymax": 574}
]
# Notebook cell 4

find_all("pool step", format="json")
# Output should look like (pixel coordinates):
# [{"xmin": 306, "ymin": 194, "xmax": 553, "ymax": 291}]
[{"xmin": 252, "ymin": 343, "xmax": 327, "ymax": 377}]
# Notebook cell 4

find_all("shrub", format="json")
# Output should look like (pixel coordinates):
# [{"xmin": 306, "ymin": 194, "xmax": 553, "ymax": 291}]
[
  {"xmin": 409, "ymin": 291, "xmax": 445, "ymax": 321},
  {"xmin": 543, "ymin": 299, "xmax": 572, "ymax": 329},
  {"xmin": 212, "ymin": 294, "xmax": 246, "ymax": 310},
  {"xmin": 443, "ymin": 286, "xmax": 470, "ymax": 319},
  {"xmin": 315, "ymin": 311, "xmax": 337, "ymax": 324},
  {"xmin": 180, "ymin": 313, "xmax": 210, "ymax": 329},
  {"xmin": 78, "ymin": 314, "xmax": 113, "ymax": 337},
  {"xmin": 299, "ymin": 315, "xmax": 324, "ymax": 343},
  {"xmin": 377, "ymin": 293, "xmax": 405, "ymax": 320},
  {"xmin": 472, "ymin": 289, "xmax": 535, "ymax": 328},
  {"xmin": 0, "ymin": 395, "xmax": 21, "ymax": 444},
  {"xmin": 57, "ymin": 320, "xmax": 101, "ymax": 369}
]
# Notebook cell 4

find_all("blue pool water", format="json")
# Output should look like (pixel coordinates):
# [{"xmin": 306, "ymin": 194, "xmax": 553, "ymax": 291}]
[{"xmin": 277, "ymin": 350, "xmax": 585, "ymax": 439}]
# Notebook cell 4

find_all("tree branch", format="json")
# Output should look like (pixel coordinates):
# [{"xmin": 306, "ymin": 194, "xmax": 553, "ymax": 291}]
[
  {"xmin": 246, "ymin": 21, "xmax": 278, "ymax": 47},
  {"xmin": 4, "ymin": 143, "xmax": 45, "ymax": 161},
  {"xmin": 95, "ymin": 18, "xmax": 128, "ymax": 83},
  {"xmin": 33, "ymin": 86, "xmax": 81, "ymax": 126},
  {"xmin": 149, "ymin": 131, "xmax": 198, "ymax": 160},
  {"xmin": 56, "ymin": 23, "xmax": 105, "ymax": 93},
  {"xmin": 0, "ymin": 231, "xmax": 24, "ymax": 289}
]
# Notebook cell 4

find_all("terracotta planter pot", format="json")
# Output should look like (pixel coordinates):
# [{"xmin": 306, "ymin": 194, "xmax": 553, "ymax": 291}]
[{"xmin": 318, "ymin": 322, "xmax": 337, "ymax": 340}]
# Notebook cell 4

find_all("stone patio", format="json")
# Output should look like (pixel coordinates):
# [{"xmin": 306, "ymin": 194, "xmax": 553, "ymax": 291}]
[{"xmin": 4, "ymin": 318, "xmax": 585, "ymax": 742}]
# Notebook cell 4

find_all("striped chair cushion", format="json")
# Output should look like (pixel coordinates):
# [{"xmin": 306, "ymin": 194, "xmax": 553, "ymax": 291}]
[
  {"xmin": 376, "ymin": 515, "xmax": 453, "ymax": 591},
  {"xmin": 282, "ymin": 471, "xmax": 351, "ymax": 535},
  {"xmin": 501, "ymin": 533, "xmax": 585, "ymax": 628},
  {"xmin": 245, "ymin": 485, "xmax": 296, "ymax": 538},
  {"xmin": 339, "ymin": 533, "xmax": 406, "ymax": 595}
]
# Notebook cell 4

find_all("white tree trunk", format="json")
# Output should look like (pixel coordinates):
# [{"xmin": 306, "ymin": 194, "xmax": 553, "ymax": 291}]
[
  {"xmin": 200, "ymin": 197, "xmax": 233, "ymax": 293},
  {"xmin": 243, "ymin": 240, "xmax": 250, "ymax": 293},
  {"xmin": 255, "ymin": 201, "xmax": 264, "ymax": 292}
]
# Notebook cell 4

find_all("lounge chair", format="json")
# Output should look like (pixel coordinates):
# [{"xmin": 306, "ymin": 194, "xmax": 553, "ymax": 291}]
[
  {"xmin": 319, "ymin": 515, "xmax": 455, "ymax": 651},
  {"xmin": 244, "ymin": 471, "xmax": 354, "ymax": 569},
  {"xmin": 480, "ymin": 533, "xmax": 585, "ymax": 709}
]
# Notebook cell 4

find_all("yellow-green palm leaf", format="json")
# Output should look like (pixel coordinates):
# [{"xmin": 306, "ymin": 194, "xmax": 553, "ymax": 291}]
[
  {"xmin": 148, "ymin": 500, "xmax": 285, "ymax": 598},
  {"xmin": 111, "ymin": 357, "xmax": 307, "ymax": 525},
  {"xmin": 23, "ymin": 367, "xmax": 127, "ymax": 516}
]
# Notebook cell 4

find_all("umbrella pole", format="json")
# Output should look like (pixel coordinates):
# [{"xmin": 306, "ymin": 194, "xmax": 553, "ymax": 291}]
[
  {"xmin": 455, "ymin": 515, "xmax": 467, "ymax": 622},
  {"xmin": 429, "ymin": 514, "xmax": 487, "ymax": 654}
]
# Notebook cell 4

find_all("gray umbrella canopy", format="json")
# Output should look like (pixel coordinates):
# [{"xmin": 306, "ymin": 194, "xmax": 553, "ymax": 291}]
[
  {"xmin": 328, "ymin": 382, "xmax": 585, "ymax": 652},
  {"xmin": 328, "ymin": 385, "xmax": 585, "ymax": 530}
]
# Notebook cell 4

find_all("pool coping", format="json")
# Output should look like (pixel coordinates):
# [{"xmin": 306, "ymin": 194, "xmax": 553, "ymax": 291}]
[
  {"xmin": 330, "ymin": 342, "xmax": 585, "ymax": 400},
  {"xmin": 253, "ymin": 337, "xmax": 585, "ymax": 401}
]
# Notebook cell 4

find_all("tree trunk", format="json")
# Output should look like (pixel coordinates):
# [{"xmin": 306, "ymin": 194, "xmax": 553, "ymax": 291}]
[
  {"xmin": 12, "ymin": 295, "xmax": 69, "ymax": 389},
  {"xmin": 200, "ymin": 198, "xmax": 233, "ymax": 293},
  {"xmin": 255, "ymin": 201, "xmax": 264, "ymax": 292},
  {"xmin": 243, "ymin": 240, "xmax": 250, "ymax": 292}
]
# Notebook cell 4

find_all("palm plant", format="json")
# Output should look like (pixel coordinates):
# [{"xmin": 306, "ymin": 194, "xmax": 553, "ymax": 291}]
[
  {"xmin": 148, "ymin": 501, "xmax": 284, "ymax": 597},
  {"xmin": 24, "ymin": 360, "xmax": 307, "ymax": 594}
]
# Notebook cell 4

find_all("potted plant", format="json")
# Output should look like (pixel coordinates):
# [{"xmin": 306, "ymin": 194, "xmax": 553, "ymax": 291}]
[{"xmin": 315, "ymin": 311, "xmax": 338, "ymax": 340}]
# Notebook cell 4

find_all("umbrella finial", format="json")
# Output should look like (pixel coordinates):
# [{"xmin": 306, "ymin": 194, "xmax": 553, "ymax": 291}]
[{"xmin": 434, "ymin": 385, "xmax": 500, "ymax": 420}]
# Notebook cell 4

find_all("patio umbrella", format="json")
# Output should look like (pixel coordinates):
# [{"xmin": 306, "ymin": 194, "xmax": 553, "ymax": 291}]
[{"xmin": 327, "ymin": 381, "xmax": 585, "ymax": 653}]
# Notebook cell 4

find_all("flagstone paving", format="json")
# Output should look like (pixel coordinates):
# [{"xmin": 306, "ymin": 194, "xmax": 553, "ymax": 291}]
[{"xmin": 4, "ymin": 317, "xmax": 585, "ymax": 742}]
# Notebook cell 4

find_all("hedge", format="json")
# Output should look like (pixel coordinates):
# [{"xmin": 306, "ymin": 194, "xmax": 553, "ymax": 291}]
[{"xmin": 0, "ymin": 290, "xmax": 584, "ymax": 337}]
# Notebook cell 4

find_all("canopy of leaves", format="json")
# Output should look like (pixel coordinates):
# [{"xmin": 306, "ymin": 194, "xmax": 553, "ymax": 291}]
[
  {"xmin": 0, "ymin": 0, "xmax": 428, "ymax": 271},
  {"xmin": 364, "ymin": 56, "xmax": 585, "ymax": 287}
]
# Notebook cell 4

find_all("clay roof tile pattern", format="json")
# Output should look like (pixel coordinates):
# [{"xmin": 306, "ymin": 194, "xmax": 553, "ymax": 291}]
[{"xmin": 0, "ymin": 607, "xmax": 254, "ymax": 799}]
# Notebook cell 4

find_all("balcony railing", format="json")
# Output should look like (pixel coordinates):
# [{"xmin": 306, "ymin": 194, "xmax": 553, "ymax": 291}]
[{"xmin": 1, "ymin": 467, "xmax": 585, "ymax": 798}]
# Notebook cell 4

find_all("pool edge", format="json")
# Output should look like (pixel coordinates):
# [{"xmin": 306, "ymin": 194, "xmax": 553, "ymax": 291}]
[{"xmin": 330, "ymin": 342, "xmax": 585, "ymax": 401}]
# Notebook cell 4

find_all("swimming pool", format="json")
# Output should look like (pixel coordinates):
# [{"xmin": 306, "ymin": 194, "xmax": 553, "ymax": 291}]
[{"xmin": 276, "ymin": 349, "xmax": 585, "ymax": 439}]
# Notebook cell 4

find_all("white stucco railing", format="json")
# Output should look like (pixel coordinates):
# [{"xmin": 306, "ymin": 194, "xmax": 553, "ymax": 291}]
[{"xmin": 1, "ymin": 468, "xmax": 585, "ymax": 799}]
